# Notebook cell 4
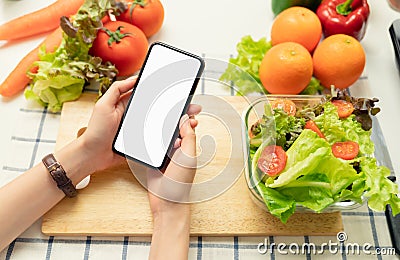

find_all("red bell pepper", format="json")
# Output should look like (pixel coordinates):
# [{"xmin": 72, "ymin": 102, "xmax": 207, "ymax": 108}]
[{"xmin": 316, "ymin": 0, "xmax": 370, "ymax": 41}]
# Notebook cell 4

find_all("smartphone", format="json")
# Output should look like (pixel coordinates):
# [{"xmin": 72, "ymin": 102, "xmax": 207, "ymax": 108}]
[{"xmin": 112, "ymin": 41, "xmax": 205, "ymax": 169}]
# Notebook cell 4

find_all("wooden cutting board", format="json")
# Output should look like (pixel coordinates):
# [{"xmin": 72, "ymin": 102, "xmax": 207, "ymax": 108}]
[{"xmin": 42, "ymin": 93, "xmax": 343, "ymax": 236}]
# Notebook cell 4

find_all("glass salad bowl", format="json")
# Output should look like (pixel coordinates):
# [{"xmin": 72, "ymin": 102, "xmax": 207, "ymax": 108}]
[{"xmin": 242, "ymin": 95, "xmax": 367, "ymax": 215}]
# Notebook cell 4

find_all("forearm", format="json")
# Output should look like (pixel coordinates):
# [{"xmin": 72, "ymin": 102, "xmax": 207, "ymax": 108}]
[
  {"xmin": 0, "ymin": 138, "xmax": 94, "ymax": 251},
  {"xmin": 149, "ymin": 207, "xmax": 191, "ymax": 260}
]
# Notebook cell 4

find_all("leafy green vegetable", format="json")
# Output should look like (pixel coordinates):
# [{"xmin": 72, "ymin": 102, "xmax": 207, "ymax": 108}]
[
  {"xmin": 334, "ymin": 90, "xmax": 381, "ymax": 131},
  {"xmin": 300, "ymin": 77, "xmax": 324, "ymax": 95},
  {"xmin": 273, "ymin": 108, "xmax": 305, "ymax": 150},
  {"xmin": 25, "ymin": 0, "xmax": 122, "ymax": 112},
  {"xmin": 219, "ymin": 36, "xmax": 270, "ymax": 96},
  {"xmin": 248, "ymin": 119, "xmax": 267, "ymax": 149},
  {"xmin": 25, "ymin": 75, "xmax": 84, "ymax": 112},
  {"xmin": 254, "ymin": 130, "xmax": 360, "ymax": 221},
  {"xmin": 358, "ymin": 157, "xmax": 400, "ymax": 215},
  {"xmin": 257, "ymin": 182, "xmax": 296, "ymax": 224},
  {"xmin": 268, "ymin": 130, "xmax": 359, "ymax": 191},
  {"xmin": 248, "ymin": 96, "xmax": 400, "ymax": 223},
  {"xmin": 314, "ymin": 102, "xmax": 374, "ymax": 155},
  {"xmin": 219, "ymin": 35, "xmax": 323, "ymax": 96},
  {"xmin": 248, "ymin": 104, "xmax": 305, "ymax": 151},
  {"xmin": 248, "ymin": 104, "xmax": 275, "ymax": 149}
]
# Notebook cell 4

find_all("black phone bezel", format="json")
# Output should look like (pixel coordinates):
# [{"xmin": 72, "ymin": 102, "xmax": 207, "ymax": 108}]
[
  {"xmin": 112, "ymin": 41, "xmax": 205, "ymax": 170},
  {"xmin": 389, "ymin": 19, "xmax": 400, "ymax": 73}
]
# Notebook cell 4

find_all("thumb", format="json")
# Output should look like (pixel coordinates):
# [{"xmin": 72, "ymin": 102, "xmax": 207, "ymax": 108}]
[{"xmin": 179, "ymin": 114, "xmax": 196, "ymax": 157}]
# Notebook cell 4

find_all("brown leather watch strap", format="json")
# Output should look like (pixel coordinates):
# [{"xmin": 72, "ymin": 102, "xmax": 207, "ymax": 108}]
[{"xmin": 42, "ymin": 154, "xmax": 77, "ymax": 198}]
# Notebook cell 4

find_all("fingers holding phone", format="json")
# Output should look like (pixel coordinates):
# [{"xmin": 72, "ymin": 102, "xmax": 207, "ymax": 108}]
[{"xmin": 173, "ymin": 104, "xmax": 201, "ymax": 149}]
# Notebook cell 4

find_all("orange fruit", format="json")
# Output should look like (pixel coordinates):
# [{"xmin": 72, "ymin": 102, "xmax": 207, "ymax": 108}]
[
  {"xmin": 313, "ymin": 34, "xmax": 366, "ymax": 90},
  {"xmin": 259, "ymin": 42, "xmax": 313, "ymax": 94},
  {"xmin": 271, "ymin": 6, "xmax": 322, "ymax": 53}
]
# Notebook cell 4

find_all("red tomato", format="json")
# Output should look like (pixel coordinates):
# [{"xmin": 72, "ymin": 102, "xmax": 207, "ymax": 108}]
[
  {"xmin": 101, "ymin": 15, "xmax": 110, "ymax": 24},
  {"xmin": 332, "ymin": 141, "xmax": 359, "ymax": 160},
  {"xmin": 118, "ymin": 0, "xmax": 164, "ymax": 38},
  {"xmin": 332, "ymin": 100, "xmax": 355, "ymax": 118},
  {"xmin": 91, "ymin": 21, "xmax": 148, "ymax": 77},
  {"xmin": 305, "ymin": 120, "xmax": 325, "ymax": 138},
  {"xmin": 257, "ymin": 145, "xmax": 287, "ymax": 177},
  {"xmin": 270, "ymin": 98, "xmax": 297, "ymax": 116}
]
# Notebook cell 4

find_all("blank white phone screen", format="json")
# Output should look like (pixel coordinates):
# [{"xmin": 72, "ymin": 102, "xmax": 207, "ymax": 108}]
[{"xmin": 113, "ymin": 43, "xmax": 203, "ymax": 168}]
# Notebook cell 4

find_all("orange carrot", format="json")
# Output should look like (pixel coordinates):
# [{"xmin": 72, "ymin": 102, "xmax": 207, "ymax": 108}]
[
  {"xmin": 0, "ymin": 0, "xmax": 83, "ymax": 41},
  {"xmin": 0, "ymin": 28, "xmax": 63, "ymax": 97}
]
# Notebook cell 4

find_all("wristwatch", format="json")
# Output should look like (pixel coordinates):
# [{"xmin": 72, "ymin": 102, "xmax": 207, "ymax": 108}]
[{"xmin": 42, "ymin": 154, "xmax": 77, "ymax": 198}]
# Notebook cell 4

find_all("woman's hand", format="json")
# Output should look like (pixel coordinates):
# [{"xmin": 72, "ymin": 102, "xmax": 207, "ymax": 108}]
[
  {"xmin": 147, "ymin": 108, "xmax": 201, "ymax": 260},
  {"xmin": 0, "ymin": 78, "xmax": 137, "ymax": 251},
  {"xmin": 80, "ymin": 77, "xmax": 202, "ymax": 175},
  {"xmin": 80, "ymin": 77, "xmax": 202, "ymax": 259},
  {"xmin": 0, "ymin": 76, "xmax": 201, "ymax": 253},
  {"xmin": 147, "ymin": 110, "xmax": 200, "ymax": 213},
  {"xmin": 79, "ymin": 77, "xmax": 136, "ymax": 173}
]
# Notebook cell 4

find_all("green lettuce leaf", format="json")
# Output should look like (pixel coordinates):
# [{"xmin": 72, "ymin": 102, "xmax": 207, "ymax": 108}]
[
  {"xmin": 25, "ymin": 75, "xmax": 84, "ymax": 112},
  {"xmin": 359, "ymin": 157, "xmax": 400, "ymax": 215},
  {"xmin": 25, "ymin": 0, "xmax": 119, "ymax": 112},
  {"xmin": 341, "ymin": 116, "xmax": 374, "ymax": 155},
  {"xmin": 300, "ymin": 77, "xmax": 324, "ymax": 95},
  {"xmin": 314, "ymin": 102, "xmax": 374, "ymax": 155},
  {"xmin": 219, "ymin": 36, "xmax": 323, "ymax": 96},
  {"xmin": 250, "ymin": 99, "xmax": 400, "ymax": 223},
  {"xmin": 268, "ymin": 130, "xmax": 358, "ymax": 192},
  {"xmin": 278, "ymin": 173, "xmax": 334, "ymax": 212},
  {"xmin": 248, "ymin": 104, "xmax": 275, "ymax": 149},
  {"xmin": 258, "ymin": 130, "xmax": 360, "ymax": 220},
  {"xmin": 273, "ymin": 108, "xmax": 305, "ymax": 150},
  {"xmin": 257, "ymin": 182, "xmax": 296, "ymax": 224},
  {"xmin": 219, "ymin": 36, "xmax": 270, "ymax": 96}
]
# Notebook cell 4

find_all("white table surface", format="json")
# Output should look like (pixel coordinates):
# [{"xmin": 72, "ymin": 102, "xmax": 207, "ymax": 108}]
[{"xmin": 1, "ymin": 0, "xmax": 400, "ymax": 259}]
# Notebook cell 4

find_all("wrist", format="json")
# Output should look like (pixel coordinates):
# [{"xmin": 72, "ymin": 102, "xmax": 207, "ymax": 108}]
[
  {"xmin": 53, "ymin": 138, "xmax": 96, "ymax": 186},
  {"xmin": 150, "ymin": 204, "xmax": 191, "ymax": 260},
  {"xmin": 152, "ymin": 203, "xmax": 191, "ymax": 234},
  {"xmin": 152, "ymin": 207, "xmax": 191, "ymax": 242},
  {"xmin": 153, "ymin": 205, "xmax": 190, "ymax": 223}
]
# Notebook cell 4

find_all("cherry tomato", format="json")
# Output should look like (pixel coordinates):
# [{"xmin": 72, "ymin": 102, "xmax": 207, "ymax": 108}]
[
  {"xmin": 118, "ymin": 0, "xmax": 164, "ymax": 38},
  {"xmin": 257, "ymin": 145, "xmax": 287, "ymax": 177},
  {"xmin": 270, "ymin": 98, "xmax": 297, "ymax": 116},
  {"xmin": 332, "ymin": 100, "xmax": 354, "ymax": 118},
  {"xmin": 90, "ymin": 21, "xmax": 148, "ymax": 76},
  {"xmin": 305, "ymin": 120, "xmax": 325, "ymax": 138},
  {"xmin": 332, "ymin": 141, "xmax": 359, "ymax": 160}
]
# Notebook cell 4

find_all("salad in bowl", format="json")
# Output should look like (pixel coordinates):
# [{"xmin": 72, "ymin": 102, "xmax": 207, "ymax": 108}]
[{"xmin": 243, "ymin": 91, "xmax": 400, "ymax": 223}]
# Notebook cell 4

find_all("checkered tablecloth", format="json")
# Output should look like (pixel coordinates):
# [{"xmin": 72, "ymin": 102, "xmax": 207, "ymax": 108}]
[{"xmin": 0, "ymin": 63, "xmax": 398, "ymax": 260}]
